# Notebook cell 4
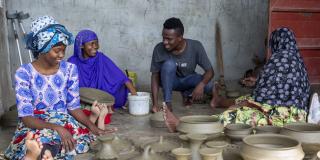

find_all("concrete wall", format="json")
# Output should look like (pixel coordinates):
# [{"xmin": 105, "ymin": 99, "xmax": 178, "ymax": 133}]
[
  {"xmin": 5, "ymin": 0, "xmax": 269, "ymax": 90},
  {"xmin": 0, "ymin": 0, "xmax": 15, "ymax": 115}
]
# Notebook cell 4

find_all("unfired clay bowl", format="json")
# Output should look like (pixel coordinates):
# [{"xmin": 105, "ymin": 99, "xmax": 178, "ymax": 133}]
[
  {"xmin": 177, "ymin": 115, "xmax": 223, "ymax": 134},
  {"xmin": 171, "ymin": 148, "xmax": 191, "ymax": 160},
  {"xmin": 199, "ymin": 148, "xmax": 220, "ymax": 160},
  {"xmin": 280, "ymin": 123, "xmax": 320, "ymax": 156},
  {"xmin": 225, "ymin": 124, "xmax": 253, "ymax": 142},
  {"xmin": 255, "ymin": 125, "xmax": 281, "ymax": 134},
  {"xmin": 150, "ymin": 111, "xmax": 166, "ymax": 128},
  {"xmin": 241, "ymin": 134, "xmax": 304, "ymax": 160}
]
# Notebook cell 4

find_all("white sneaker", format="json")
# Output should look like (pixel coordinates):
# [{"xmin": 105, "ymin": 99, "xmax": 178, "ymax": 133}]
[{"xmin": 308, "ymin": 92, "xmax": 320, "ymax": 124}]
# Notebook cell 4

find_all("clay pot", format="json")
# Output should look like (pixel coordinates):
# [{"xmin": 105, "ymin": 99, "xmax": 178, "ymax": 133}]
[
  {"xmin": 112, "ymin": 135, "xmax": 135, "ymax": 155},
  {"xmin": 199, "ymin": 148, "xmax": 220, "ymax": 160},
  {"xmin": 150, "ymin": 111, "xmax": 166, "ymax": 128},
  {"xmin": 255, "ymin": 125, "xmax": 281, "ymax": 134},
  {"xmin": 241, "ymin": 134, "xmax": 304, "ymax": 160},
  {"xmin": 187, "ymin": 134, "xmax": 208, "ymax": 160},
  {"xmin": 226, "ymin": 90, "xmax": 240, "ymax": 98},
  {"xmin": 206, "ymin": 141, "xmax": 228, "ymax": 160},
  {"xmin": 148, "ymin": 136, "xmax": 180, "ymax": 153},
  {"xmin": 225, "ymin": 124, "xmax": 252, "ymax": 143},
  {"xmin": 177, "ymin": 115, "xmax": 223, "ymax": 134},
  {"xmin": 171, "ymin": 148, "xmax": 191, "ymax": 160},
  {"xmin": 95, "ymin": 135, "xmax": 118, "ymax": 160},
  {"xmin": 280, "ymin": 123, "xmax": 320, "ymax": 157},
  {"xmin": 132, "ymin": 145, "xmax": 166, "ymax": 160}
]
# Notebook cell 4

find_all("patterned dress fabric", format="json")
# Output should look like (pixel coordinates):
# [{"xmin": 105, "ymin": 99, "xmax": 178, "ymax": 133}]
[
  {"xmin": 4, "ymin": 61, "xmax": 95, "ymax": 160},
  {"xmin": 222, "ymin": 27, "xmax": 310, "ymax": 127}
]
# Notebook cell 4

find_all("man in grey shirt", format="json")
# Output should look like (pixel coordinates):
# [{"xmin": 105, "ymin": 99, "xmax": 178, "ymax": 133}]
[{"xmin": 150, "ymin": 17, "xmax": 215, "ymax": 117}]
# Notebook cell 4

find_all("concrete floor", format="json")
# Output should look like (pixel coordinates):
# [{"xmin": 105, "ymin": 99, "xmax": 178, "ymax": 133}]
[{"xmin": 0, "ymin": 91, "xmax": 227, "ymax": 160}]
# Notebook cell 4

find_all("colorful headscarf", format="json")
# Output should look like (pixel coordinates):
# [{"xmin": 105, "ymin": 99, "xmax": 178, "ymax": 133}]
[
  {"xmin": 253, "ymin": 27, "xmax": 310, "ymax": 111},
  {"xmin": 25, "ymin": 16, "xmax": 73, "ymax": 57},
  {"xmin": 68, "ymin": 29, "xmax": 130, "ymax": 108}
]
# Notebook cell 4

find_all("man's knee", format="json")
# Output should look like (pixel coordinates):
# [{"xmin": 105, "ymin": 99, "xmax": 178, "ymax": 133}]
[{"xmin": 161, "ymin": 59, "xmax": 176, "ymax": 73}]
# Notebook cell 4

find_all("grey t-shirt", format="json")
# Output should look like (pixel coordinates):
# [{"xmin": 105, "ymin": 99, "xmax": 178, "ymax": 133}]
[{"xmin": 150, "ymin": 39, "xmax": 212, "ymax": 77}]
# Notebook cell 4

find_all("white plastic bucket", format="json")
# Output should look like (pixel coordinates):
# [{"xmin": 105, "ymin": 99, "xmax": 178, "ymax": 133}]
[{"xmin": 128, "ymin": 92, "xmax": 150, "ymax": 115}]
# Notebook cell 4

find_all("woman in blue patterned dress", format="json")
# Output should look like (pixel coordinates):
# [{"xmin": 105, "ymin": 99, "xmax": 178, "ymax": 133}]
[{"xmin": 4, "ymin": 16, "xmax": 115, "ymax": 160}]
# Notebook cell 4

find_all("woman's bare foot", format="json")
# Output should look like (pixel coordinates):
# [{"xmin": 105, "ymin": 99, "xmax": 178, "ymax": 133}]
[
  {"xmin": 98, "ymin": 104, "xmax": 109, "ymax": 130},
  {"xmin": 25, "ymin": 132, "xmax": 42, "ymax": 160},
  {"xmin": 163, "ymin": 105, "xmax": 179, "ymax": 133},
  {"xmin": 90, "ymin": 100, "xmax": 100, "ymax": 123},
  {"xmin": 107, "ymin": 104, "xmax": 114, "ymax": 114}
]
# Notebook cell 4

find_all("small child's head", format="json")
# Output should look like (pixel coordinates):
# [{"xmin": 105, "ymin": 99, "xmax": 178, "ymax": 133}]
[
  {"xmin": 74, "ymin": 30, "xmax": 99, "ymax": 60},
  {"xmin": 25, "ymin": 15, "xmax": 73, "ymax": 59}
]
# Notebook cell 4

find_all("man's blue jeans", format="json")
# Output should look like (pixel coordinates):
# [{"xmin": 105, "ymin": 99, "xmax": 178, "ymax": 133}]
[{"xmin": 160, "ymin": 59, "xmax": 213, "ymax": 103}]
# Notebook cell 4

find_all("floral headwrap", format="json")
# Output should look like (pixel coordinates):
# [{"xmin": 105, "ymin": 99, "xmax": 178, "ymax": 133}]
[{"xmin": 25, "ymin": 16, "xmax": 73, "ymax": 58}]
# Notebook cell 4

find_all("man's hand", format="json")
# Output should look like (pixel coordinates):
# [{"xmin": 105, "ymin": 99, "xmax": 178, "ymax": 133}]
[
  {"xmin": 55, "ymin": 126, "xmax": 76, "ymax": 152},
  {"xmin": 192, "ymin": 82, "xmax": 205, "ymax": 101}
]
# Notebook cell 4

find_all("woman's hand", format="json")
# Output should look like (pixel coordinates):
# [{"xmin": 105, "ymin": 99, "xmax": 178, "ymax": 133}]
[
  {"xmin": 54, "ymin": 126, "xmax": 76, "ymax": 152},
  {"xmin": 241, "ymin": 76, "xmax": 257, "ymax": 87},
  {"xmin": 88, "ymin": 124, "xmax": 117, "ymax": 136}
]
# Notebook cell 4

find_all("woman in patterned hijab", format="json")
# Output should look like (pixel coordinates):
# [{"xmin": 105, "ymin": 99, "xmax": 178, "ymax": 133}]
[
  {"xmin": 253, "ymin": 27, "xmax": 310, "ymax": 111},
  {"xmin": 221, "ymin": 27, "xmax": 310, "ymax": 127},
  {"xmin": 5, "ymin": 16, "xmax": 115, "ymax": 160}
]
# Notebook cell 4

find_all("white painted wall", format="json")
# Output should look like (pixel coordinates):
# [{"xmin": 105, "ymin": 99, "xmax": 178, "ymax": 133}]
[{"xmin": 5, "ymin": 0, "xmax": 268, "ymax": 91}]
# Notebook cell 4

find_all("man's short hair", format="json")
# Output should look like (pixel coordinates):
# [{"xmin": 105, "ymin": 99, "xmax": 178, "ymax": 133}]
[{"xmin": 163, "ymin": 17, "xmax": 184, "ymax": 36}]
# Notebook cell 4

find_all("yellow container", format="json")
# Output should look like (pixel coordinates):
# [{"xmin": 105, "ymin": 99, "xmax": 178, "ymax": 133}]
[{"xmin": 127, "ymin": 71, "xmax": 137, "ymax": 88}]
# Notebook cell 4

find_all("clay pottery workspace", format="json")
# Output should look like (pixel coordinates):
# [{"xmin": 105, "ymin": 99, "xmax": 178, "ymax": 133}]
[
  {"xmin": 280, "ymin": 123, "xmax": 320, "ymax": 157},
  {"xmin": 206, "ymin": 141, "xmax": 228, "ymax": 160},
  {"xmin": 255, "ymin": 125, "xmax": 281, "ymax": 134},
  {"xmin": 112, "ymin": 135, "xmax": 135, "ymax": 155},
  {"xmin": 177, "ymin": 115, "xmax": 224, "ymax": 134},
  {"xmin": 199, "ymin": 148, "xmax": 220, "ymax": 160},
  {"xmin": 171, "ymin": 147, "xmax": 191, "ymax": 160},
  {"xmin": 148, "ymin": 136, "xmax": 180, "ymax": 153},
  {"xmin": 132, "ymin": 145, "xmax": 166, "ymax": 160},
  {"xmin": 80, "ymin": 87, "xmax": 114, "ymax": 104},
  {"xmin": 95, "ymin": 134, "xmax": 118, "ymax": 160},
  {"xmin": 241, "ymin": 134, "xmax": 304, "ymax": 160},
  {"xmin": 224, "ymin": 123, "xmax": 253, "ymax": 144},
  {"xmin": 187, "ymin": 134, "xmax": 208, "ymax": 160},
  {"xmin": 150, "ymin": 111, "xmax": 166, "ymax": 128}
]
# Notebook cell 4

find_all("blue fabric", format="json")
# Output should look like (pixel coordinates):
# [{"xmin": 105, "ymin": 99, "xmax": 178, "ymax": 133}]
[
  {"xmin": 253, "ymin": 27, "xmax": 310, "ymax": 111},
  {"xmin": 68, "ymin": 30, "xmax": 130, "ymax": 108},
  {"xmin": 160, "ymin": 58, "xmax": 213, "ymax": 102},
  {"xmin": 14, "ymin": 61, "xmax": 80, "ymax": 117},
  {"xmin": 25, "ymin": 24, "xmax": 73, "ymax": 55}
]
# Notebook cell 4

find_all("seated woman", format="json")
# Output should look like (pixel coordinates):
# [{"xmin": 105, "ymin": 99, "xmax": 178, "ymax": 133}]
[
  {"xmin": 68, "ymin": 29, "xmax": 137, "ymax": 112},
  {"xmin": 165, "ymin": 27, "xmax": 311, "ymax": 132},
  {"xmin": 4, "ymin": 16, "xmax": 115, "ymax": 160}
]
